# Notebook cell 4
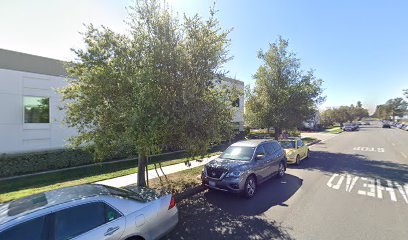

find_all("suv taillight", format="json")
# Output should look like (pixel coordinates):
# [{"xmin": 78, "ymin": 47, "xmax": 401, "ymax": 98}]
[{"xmin": 168, "ymin": 195, "xmax": 176, "ymax": 210}]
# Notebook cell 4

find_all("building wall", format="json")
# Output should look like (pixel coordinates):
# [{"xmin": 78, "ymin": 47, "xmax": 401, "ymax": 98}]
[
  {"xmin": 0, "ymin": 49, "xmax": 245, "ymax": 154},
  {"xmin": 219, "ymin": 77, "xmax": 245, "ymax": 131},
  {"xmin": 0, "ymin": 68, "xmax": 76, "ymax": 154}
]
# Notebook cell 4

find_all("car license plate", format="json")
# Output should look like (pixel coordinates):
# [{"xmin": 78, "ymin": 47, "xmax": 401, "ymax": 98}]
[{"xmin": 209, "ymin": 181, "xmax": 216, "ymax": 187}]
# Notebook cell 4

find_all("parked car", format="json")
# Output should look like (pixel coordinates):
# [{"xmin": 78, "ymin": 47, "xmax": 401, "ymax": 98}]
[
  {"xmin": 201, "ymin": 139, "xmax": 287, "ymax": 198},
  {"xmin": 0, "ymin": 184, "xmax": 178, "ymax": 240},
  {"xmin": 279, "ymin": 137, "xmax": 309, "ymax": 165},
  {"xmin": 403, "ymin": 125, "xmax": 408, "ymax": 131},
  {"xmin": 343, "ymin": 123, "xmax": 358, "ymax": 131},
  {"xmin": 382, "ymin": 122, "xmax": 391, "ymax": 128}
]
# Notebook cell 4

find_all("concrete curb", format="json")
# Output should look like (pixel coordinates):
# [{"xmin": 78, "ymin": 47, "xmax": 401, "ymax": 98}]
[
  {"xmin": 306, "ymin": 139, "xmax": 322, "ymax": 146},
  {"xmin": 174, "ymin": 185, "xmax": 206, "ymax": 202}
]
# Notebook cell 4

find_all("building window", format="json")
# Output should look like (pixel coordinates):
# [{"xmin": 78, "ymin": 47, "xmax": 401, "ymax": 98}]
[
  {"xmin": 232, "ymin": 98, "xmax": 240, "ymax": 107},
  {"xmin": 24, "ymin": 96, "xmax": 50, "ymax": 123}
]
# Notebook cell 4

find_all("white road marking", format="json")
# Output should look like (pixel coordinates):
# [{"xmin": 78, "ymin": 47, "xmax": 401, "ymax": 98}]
[
  {"xmin": 386, "ymin": 180, "xmax": 397, "ymax": 202},
  {"xmin": 392, "ymin": 143, "xmax": 396, "ymax": 146},
  {"xmin": 326, "ymin": 173, "xmax": 407, "ymax": 204},
  {"xmin": 394, "ymin": 182, "xmax": 408, "ymax": 204},
  {"xmin": 357, "ymin": 177, "xmax": 375, "ymax": 197},
  {"xmin": 353, "ymin": 147, "xmax": 385, "ymax": 153},
  {"xmin": 327, "ymin": 174, "xmax": 344, "ymax": 189},
  {"xmin": 376, "ymin": 179, "xmax": 384, "ymax": 199},
  {"xmin": 401, "ymin": 152, "xmax": 407, "ymax": 159},
  {"xmin": 346, "ymin": 174, "xmax": 359, "ymax": 192}
]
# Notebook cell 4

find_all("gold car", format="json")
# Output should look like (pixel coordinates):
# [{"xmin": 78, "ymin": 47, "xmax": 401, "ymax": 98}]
[{"xmin": 279, "ymin": 138, "xmax": 309, "ymax": 165}]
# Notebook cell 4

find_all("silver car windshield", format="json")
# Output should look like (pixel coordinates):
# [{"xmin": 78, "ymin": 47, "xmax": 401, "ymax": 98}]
[{"xmin": 220, "ymin": 146, "xmax": 255, "ymax": 161}]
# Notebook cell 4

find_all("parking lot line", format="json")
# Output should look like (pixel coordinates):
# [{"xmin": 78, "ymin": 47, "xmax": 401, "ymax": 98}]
[{"xmin": 401, "ymin": 152, "xmax": 407, "ymax": 159}]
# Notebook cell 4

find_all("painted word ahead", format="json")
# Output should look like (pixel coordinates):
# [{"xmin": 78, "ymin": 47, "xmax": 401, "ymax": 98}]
[
  {"xmin": 327, "ymin": 173, "xmax": 408, "ymax": 204},
  {"xmin": 353, "ymin": 147, "xmax": 385, "ymax": 152}
]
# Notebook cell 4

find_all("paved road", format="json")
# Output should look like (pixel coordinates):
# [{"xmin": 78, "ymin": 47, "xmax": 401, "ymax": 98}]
[{"xmin": 163, "ymin": 122, "xmax": 408, "ymax": 240}]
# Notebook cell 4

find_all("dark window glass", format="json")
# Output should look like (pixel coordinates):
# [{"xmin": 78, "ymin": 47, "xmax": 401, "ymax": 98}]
[
  {"xmin": 24, "ymin": 96, "xmax": 50, "ymax": 123},
  {"xmin": 7, "ymin": 193, "xmax": 47, "ymax": 216},
  {"xmin": 264, "ymin": 143, "xmax": 274, "ymax": 155},
  {"xmin": 298, "ymin": 140, "xmax": 303, "ymax": 147},
  {"xmin": 54, "ymin": 202, "xmax": 105, "ymax": 240},
  {"xmin": 104, "ymin": 204, "xmax": 121, "ymax": 222},
  {"xmin": 0, "ymin": 216, "xmax": 47, "ymax": 240},
  {"xmin": 232, "ymin": 98, "xmax": 240, "ymax": 107},
  {"xmin": 255, "ymin": 145, "xmax": 266, "ymax": 155},
  {"xmin": 272, "ymin": 142, "xmax": 282, "ymax": 152}
]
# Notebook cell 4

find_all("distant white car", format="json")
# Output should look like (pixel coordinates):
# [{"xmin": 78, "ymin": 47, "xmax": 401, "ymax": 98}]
[{"xmin": 0, "ymin": 184, "xmax": 178, "ymax": 240}]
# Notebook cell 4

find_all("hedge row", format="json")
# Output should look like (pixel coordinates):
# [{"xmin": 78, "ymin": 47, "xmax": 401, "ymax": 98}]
[{"xmin": 0, "ymin": 148, "xmax": 132, "ymax": 178}]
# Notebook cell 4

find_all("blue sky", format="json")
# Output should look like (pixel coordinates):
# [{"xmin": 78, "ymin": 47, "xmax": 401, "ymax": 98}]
[{"xmin": 1, "ymin": 0, "xmax": 407, "ymax": 112}]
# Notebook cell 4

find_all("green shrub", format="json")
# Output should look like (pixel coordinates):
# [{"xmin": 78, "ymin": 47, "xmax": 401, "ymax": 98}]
[
  {"xmin": 0, "ymin": 147, "xmax": 134, "ymax": 178},
  {"xmin": 287, "ymin": 129, "xmax": 301, "ymax": 137}
]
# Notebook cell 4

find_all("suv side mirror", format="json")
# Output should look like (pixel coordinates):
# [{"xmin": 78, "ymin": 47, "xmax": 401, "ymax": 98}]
[{"xmin": 255, "ymin": 154, "xmax": 265, "ymax": 160}]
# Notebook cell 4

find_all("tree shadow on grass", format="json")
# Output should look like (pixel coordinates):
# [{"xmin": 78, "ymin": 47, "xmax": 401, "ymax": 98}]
[{"xmin": 163, "ymin": 191, "xmax": 295, "ymax": 240}]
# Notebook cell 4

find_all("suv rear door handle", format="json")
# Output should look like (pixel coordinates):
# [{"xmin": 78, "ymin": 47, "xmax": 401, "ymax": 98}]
[{"xmin": 104, "ymin": 226, "xmax": 120, "ymax": 236}]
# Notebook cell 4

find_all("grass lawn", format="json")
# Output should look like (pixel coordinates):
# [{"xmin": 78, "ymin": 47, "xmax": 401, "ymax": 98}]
[
  {"xmin": 325, "ymin": 126, "xmax": 343, "ymax": 134},
  {"xmin": 146, "ymin": 166, "xmax": 203, "ymax": 194},
  {"xmin": 0, "ymin": 151, "xmax": 220, "ymax": 203}
]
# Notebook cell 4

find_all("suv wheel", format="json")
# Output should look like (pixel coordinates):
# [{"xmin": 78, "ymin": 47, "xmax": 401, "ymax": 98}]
[
  {"xmin": 305, "ymin": 150, "xmax": 310, "ymax": 159},
  {"xmin": 277, "ymin": 161, "xmax": 285, "ymax": 178},
  {"xmin": 243, "ymin": 175, "xmax": 256, "ymax": 198},
  {"xmin": 295, "ymin": 155, "xmax": 301, "ymax": 165}
]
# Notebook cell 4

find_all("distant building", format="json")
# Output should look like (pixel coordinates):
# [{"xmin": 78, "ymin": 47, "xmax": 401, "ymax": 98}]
[
  {"xmin": 217, "ymin": 77, "xmax": 245, "ymax": 132},
  {"xmin": 302, "ymin": 111, "xmax": 321, "ymax": 129},
  {"xmin": 0, "ymin": 49, "xmax": 245, "ymax": 154}
]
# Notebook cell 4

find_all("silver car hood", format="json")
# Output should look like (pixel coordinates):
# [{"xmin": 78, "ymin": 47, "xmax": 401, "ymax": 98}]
[{"xmin": 207, "ymin": 158, "xmax": 250, "ymax": 171}]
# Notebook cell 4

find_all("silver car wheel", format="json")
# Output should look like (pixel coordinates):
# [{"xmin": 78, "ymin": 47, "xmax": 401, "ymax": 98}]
[
  {"xmin": 278, "ymin": 162, "xmax": 285, "ymax": 177},
  {"xmin": 246, "ymin": 178, "xmax": 256, "ymax": 197}
]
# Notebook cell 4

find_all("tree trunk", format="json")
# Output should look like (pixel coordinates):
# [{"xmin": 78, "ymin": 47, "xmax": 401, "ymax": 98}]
[
  {"xmin": 274, "ymin": 127, "xmax": 281, "ymax": 140},
  {"xmin": 137, "ymin": 153, "xmax": 147, "ymax": 187}
]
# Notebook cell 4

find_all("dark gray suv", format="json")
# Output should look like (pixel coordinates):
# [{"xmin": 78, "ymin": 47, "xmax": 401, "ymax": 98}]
[{"xmin": 202, "ymin": 139, "xmax": 287, "ymax": 198}]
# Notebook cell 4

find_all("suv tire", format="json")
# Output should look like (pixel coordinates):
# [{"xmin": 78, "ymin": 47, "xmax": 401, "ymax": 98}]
[
  {"xmin": 243, "ymin": 175, "xmax": 256, "ymax": 198},
  {"xmin": 277, "ymin": 161, "xmax": 285, "ymax": 178}
]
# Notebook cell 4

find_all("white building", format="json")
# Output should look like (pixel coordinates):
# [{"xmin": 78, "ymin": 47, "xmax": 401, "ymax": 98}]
[
  {"xmin": 219, "ymin": 77, "xmax": 245, "ymax": 132},
  {"xmin": 0, "ymin": 49, "xmax": 245, "ymax": 154},
  {"xmin": 302, "ymin": 111, "xmax": 321, "ymax": 129},
  {"xmin": 0, "ymin": 49, "xmax": 76, "ymax": 154}
]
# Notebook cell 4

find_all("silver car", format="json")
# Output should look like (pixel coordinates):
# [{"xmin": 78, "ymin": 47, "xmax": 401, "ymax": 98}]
[
  {"xmin": 202, "ymin": 139, "xmax": 287, "ymax": 198},
  {"xmin": 0, "ymin": 184, "xmax": 178, "ymax": 240}
]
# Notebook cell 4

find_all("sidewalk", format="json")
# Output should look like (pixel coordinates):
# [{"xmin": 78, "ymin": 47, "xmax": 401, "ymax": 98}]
[
  {"xmin": 301, "ymin": 132, "xmax": 339, "ymax": 143},
  {"xmin": 97, "ymin": 155, "xmax": 219, "ymax": 188}
]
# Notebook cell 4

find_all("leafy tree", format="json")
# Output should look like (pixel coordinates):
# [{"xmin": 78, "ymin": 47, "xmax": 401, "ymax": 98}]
[
  {"xmin": 320, "ymin": 108, "xmax": 335, "ymax": 127},
  {"xmin": 385, "ymin": 98, "xmax": 408, "ymax": 121},
  {"xmin": 404, "ymin": 89, "xmax": 408, "ymax": 99},
  {"xmin": 60, "ymin": 0, "xmax": 235, "ymax": 186},
  {"xmin": 245, "ymin": 37, "xmax": 324, "ymax": 139},
  {"xmin": 352, "ymin": 101, "xmax": 369, "ymax": 120},
  {"xmin": 373, "ymin": 104, "xmax": 390, "ymax": 120},
  {"xmin": 322, "ymin": 101, "xmax": 369, "ymax": 126}
]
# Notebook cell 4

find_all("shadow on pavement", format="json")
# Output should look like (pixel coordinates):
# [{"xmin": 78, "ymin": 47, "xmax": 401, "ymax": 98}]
[
  {"xmin": 204, "ymin": 174, "xmax": 302, "ymax": 216},
  {"xmin": 163, "ymin": 190, "xmax": 295, "ymax": 240},
  {"xmin": 290, "ymin": 150, "xmax": 408, "ymax": 184}
]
